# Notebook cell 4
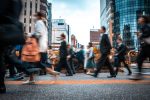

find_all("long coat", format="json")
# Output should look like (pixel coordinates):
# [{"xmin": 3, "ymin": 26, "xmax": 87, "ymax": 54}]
[{"xmin": 100, "ymin": 34, "xmax": 112, "ymax": 55}]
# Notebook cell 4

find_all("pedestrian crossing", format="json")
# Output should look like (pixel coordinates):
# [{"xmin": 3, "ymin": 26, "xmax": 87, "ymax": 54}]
[{"xmin": 5, "ymin": 76, "xmax": 150, "ymax": 85}]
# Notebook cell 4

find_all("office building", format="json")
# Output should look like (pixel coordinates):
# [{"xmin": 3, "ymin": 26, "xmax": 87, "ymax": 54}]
[
  {"xmin": 90, "ymin": 29, "xmax": 100, "ymax": 46},
  {"xmin": 52, "ymin": 19, "xmax": 70, "ymax": 50},
  {"xmin": 100, "ymin": 0, "xmax": 150, "ymax": 50},
  {"xmin": 20, "ymin": 0, "xmax": 49, "ymax": 33},
  {"xmin": 47, "ymin": 3, "xmax": 52, "ymax": 45}
]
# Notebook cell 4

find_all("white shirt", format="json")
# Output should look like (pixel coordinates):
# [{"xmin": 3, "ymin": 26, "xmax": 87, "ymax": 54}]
[{"xmin": 34, "ymin": 20, "xmax": 48, "ymax": 52}]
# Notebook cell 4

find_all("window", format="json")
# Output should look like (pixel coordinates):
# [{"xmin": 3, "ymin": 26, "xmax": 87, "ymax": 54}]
[
  {"xmin": 58, "ymin": 23, "xmax": 64, "ymax": 25},
  {"xmin": 29, "ymin": 18, "xmax": 32, "ymax": 23},
  {"xmin": 30, "ymin": 1, "xmax": 32, "ymax": 9},
  {"xmin": 30, "ymin": 10, "xmax": 32, "ymax": 16},
  {"xmin": 24, "ymin": 26, "xmax": 26, "ymax": 31},
  {"xmin": 24, "ymin": 10, "xmax": 26, "ymax": 15},
  {"xmin": 35, "ymin": 3, "xmax": 38, "ymax": 12},
  {"xmin": 24, "ymin": 18, "xmax": 26, "ymax": 23},
  {"xmin": 25, "ymin": 2, "xmax": 27, "ymax": 8},
  {"xmin": 29, "ymin": 27, "xmax": 31, "ymax": 33}
]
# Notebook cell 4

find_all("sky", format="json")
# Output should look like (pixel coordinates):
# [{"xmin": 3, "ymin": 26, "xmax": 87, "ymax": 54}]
[{"xmin": 48, "ymin": 0, "xmax": 100, "ymax": 46}]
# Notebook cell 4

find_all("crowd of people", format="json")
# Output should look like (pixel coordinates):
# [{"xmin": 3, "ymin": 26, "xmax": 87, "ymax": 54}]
[{"xmin": 0, "ymin": 0, "xmax": 150, "ymax": 94}]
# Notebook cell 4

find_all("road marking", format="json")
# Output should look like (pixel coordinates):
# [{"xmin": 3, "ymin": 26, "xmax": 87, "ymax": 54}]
[{"xmin": 5, "ymin": 80, "xmax": 150, "ymax": 85}]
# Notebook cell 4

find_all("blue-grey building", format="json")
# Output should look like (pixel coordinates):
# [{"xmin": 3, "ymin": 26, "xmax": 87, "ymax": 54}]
[
  {"xmin": 100, "ymin": 0, "xmax": 150, "ymax": 50},
  {"xmin": 113, "ymin": 0, "xmax": 150, "ymax": 50},
  {"xmin": 47, "ymin": 3, "xmax": 52, "ymax": 46}
]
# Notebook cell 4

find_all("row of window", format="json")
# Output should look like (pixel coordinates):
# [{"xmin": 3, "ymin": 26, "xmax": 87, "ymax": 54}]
[
  {"xmin": 24, "ymin": 1, "xmax": 38, "ymax": 33},
  {"xmin": 24, "ymin": 26, "xmax": 32, "ymax": 33},
  {"xmin": 24, "ymin": 2, "xmax": 38, "ymax": 16}
]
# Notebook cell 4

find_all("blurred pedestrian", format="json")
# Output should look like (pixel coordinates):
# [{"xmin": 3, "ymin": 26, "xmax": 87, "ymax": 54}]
[
  {"xmin": 115, "ymin": 38, "xmax": 132, "ymax": 76},
  {"xmin": 22, "ymin": 12, "xmax": 60, "ymax": 84},
  {"xmin": 92, "ymin": 26, "xmax": 116, "ymax": 78},
  {"xmin": 67, "ymin": 44, "xmax": 76, "ymax": 75},
  {"xmin": 55, "ymin": 34, "xmax": 73, "ymax": 76},
  {"xmin": 130, "ymin": 16, "xmax": 150, "ymax": 80},
  {"xmin": 77, "ymin": 45, "xmax": 85, "ymax": 69},
  {"xmin": 85, "ymin": 43, "xmax": 95, "ymax": 75},
  {"xmin": 0, "ymin": 0, "xmax": 23, "ymax": 94}
]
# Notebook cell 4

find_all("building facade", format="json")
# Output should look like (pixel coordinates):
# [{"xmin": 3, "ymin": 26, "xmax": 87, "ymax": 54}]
[
  {"xmin": 20, "ymin": 0, "xmax": 49, "ymax": 33},
  {"xmin": 100, "ymin": 0, "xmax": 115, "ymax": 46},
  {"xmin": 20, "ymin": 0, "xmax": 52, "ymax": 45},
  {"xmin": 100, "ymin": 0, "xmax": 150, "ymax": 50},
  {"xmin": 113, "ymin": 0, "xmax": 150, "ymax": 50},
  {"xmin": 47, "ymin": 3, "xmax": 52, "ymax": 45},
  {"xmin": 90, "ymin": 29, "xmax": 100, "ymax": 46},
  {"xmin": 52, "ymin": 19, "xmax": 70, "ymax": 50}
]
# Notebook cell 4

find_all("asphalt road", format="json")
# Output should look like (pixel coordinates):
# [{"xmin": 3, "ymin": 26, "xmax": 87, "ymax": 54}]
[{"xmin": 1, "ymin": 73, "xmax": 150, "ymax": 100}]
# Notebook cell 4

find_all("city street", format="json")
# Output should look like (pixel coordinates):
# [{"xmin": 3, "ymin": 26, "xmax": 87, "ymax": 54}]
[
  {"xmin": 1, "ymin": 73, "xmax": 150, "ymax": 100},
  {"xmin": 0, "ymin": 0, "xmax": 150, "ymax": 100}
]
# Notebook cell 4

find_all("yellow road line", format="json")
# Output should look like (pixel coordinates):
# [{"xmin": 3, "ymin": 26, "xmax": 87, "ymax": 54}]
[{"xmin": 5, "ymin": 80, "xmax": 150, "ymax": 85}]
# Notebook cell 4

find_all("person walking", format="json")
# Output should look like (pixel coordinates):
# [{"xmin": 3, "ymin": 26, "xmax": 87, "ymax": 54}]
[
  {"xmin": 0, "ymin": 0, "xmax": 23, "ymax": 93},
  {"xmin": 115, "ymin": 38, "xmax": 132, "ymax": 76},
  {"xmin": 22, "ymin": 12, "xmax": 60, "ymax": 84},
  {"xmin": 130, "ymin": 16, "xmax": 150, "ymax": 80},
  {"xmin": 77, "ymin": 45, "xmax": 85, "ymax": 68},
  {"xmin": 67, "ymin": 44, "xmax": 76, "ymax": 74},
  {"xmin": 92, "ymin": 26, "xmax": 116, "ymax": 78},
  {"xmin": 55, "ymin": 34, "xmax": 73, "ymax": 76},
  {"xmin": 85, "ymin": 43, "xmax": 95, "ymax": 75}
]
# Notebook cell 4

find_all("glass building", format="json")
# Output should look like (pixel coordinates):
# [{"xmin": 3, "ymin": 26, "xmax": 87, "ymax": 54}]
[{"xmin": 113, "ymin": 0, "xmax": 150, "ymax": 50}]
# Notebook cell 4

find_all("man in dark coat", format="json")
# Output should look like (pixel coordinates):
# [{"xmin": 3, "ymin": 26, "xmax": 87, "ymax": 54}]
[
  {"xmin": 55, "ymin": 34, "xmax": 73, "ymax": 76},
  {"xmin": 67, "ymin": 44, "xmax": 76, "ymax": 74},
  {"xmin": 115, "ymin": 38, "xmax": 132, "ymax": 76},
  {"xmin": 92, "ymin": 26, "xmax": 116, "ymax": 78},
  {"xmin": 77, "ymin": 45, "xmax": 85, "ymax": 68},
  {"xmin": 0, "ymin": 0, "xmax": 22, "ymax": 93},
  {"xmin": 130, "ymin": 16, "xmax": 150, "ymax": 80}
]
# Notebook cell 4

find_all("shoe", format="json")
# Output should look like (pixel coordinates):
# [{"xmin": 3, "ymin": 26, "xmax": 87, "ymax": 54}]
[
  {"xmin": 107, "ymin": 75, "xmax": 116, "ymax": 78},
  {"xmin": 0, "ymin": 85, "xmax": 6, "ymax": 94},
  {"xmin": 48, "ymin": 70, "xmax": 60, "ymax": 76},
  {"xmin": 86, "ymin": 72, "xmax": 92, "ymax": 75},
  {"xmin": 22, "ymin": 80, "xmax": 35, "ymax": 85},
  {"xmin": 13, "ymin": 76, "xmax": 24, "ymax": 81},
  {"xmin": 129, "ymin": 73, "xmax": 143, "ymax": 80},
  {"xmin": 0, "ymin": 88, "xmax": 6, "ymax": 94},
  {"xmin": 91, "ymin": 73, "xmax": 98, "ymax": 78},
  {"xmin": 66, "ymin": 74, "xmax": 73, "ymax": 76},
  {"xmin": 127, "ymin": 72, "xmax": 132, "ymax": 76}
]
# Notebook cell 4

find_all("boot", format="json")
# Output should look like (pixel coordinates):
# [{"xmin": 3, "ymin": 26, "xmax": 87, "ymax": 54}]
[{"xmin": 0, "ymin": 73, "xmax": 6, "ymax": 94}]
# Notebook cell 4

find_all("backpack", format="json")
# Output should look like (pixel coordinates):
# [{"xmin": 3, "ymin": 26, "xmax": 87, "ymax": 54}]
[{"xmin": 21, "ymin": 37, "xmax": 41, "ymax": 62}]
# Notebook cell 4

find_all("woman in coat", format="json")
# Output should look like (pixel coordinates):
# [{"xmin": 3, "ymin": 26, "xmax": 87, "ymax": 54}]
[
  {"xmin": 85, "ymin": 43, "xmax": 95, "ymax": 75},
  {"xmin": 22, "ymin": 12, "xmax": 60, "ymax": 84}
]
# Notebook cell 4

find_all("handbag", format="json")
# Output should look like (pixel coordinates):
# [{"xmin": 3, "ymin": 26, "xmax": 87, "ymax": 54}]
[{"xmin": 0, "ymin": 16, "xmax": 25, "ymax": 46}]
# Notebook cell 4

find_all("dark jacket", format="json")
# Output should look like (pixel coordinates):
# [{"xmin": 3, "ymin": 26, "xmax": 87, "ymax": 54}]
[
  {"xmin": 116, "ymin": 44, "xmax": 127, "ymax": 60},
  {"xmin": 100, "ymin": 34, "xmax": 112, "ymax": 54},
  {"xmin": 140, "ymin": 24, "xmax": 150, "ymax": 39},
  {"xmin": 77, "ymin": 49, "xmax": 85, "ymax": 61},
  {"xmin": 59, "ymin": 41, "xmax": 68, "ymax": 60},
  {"xmin": 68, "ymin": 48, "xmax": 74, "ymax": 60},
  {"xmin": 0, "ymin": 0, "xmax": 22, "ymax": 21},
  {"xmin": 140, "ymin": 24, "xmax": 150, "ymax": 45}
]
